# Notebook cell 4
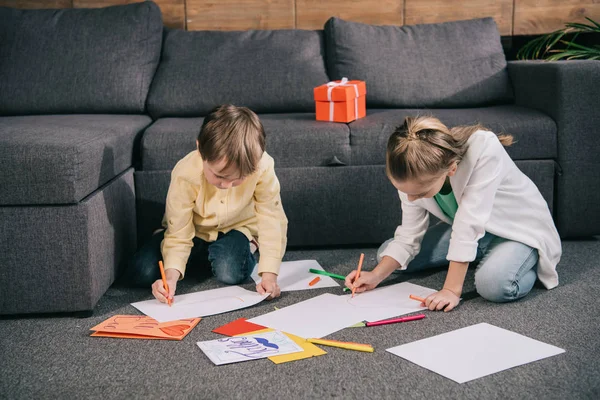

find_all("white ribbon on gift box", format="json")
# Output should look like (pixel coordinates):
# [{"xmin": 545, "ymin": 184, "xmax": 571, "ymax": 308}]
[{"xmin": 326, "ymin": 77, "xmax": 360, "ymax": 122}]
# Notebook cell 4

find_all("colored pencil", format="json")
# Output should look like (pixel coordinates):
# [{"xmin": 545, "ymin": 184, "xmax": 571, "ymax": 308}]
[
  {"xmin": 308, "ymin": 276, "xmax": 321, "ymax": 286},
  {"xmin": 307, "ymin": 338, "xmax": 374, "ymax": 353},
  {"xmin": 351, "ymin": 253, "xmax": 365, "ymax": 298},
  {"xmin": 158, "ymin": 260, "xmax": 171, "ymax": 306},
  {"xmin": 365, "ymin": 314, "xmax": 426, "ymax": 327},
  {"xmin": 409, "ymin": 294, "xmax": 426, "ymax": 303},
  {"xmin": 308, "ymin": 268, "xmax": 346, "ymax": 280}
]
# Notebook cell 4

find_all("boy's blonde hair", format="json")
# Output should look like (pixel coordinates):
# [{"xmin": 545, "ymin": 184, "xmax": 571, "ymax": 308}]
[
  {"xmin": 386, "ymin": 116, "xmax": 513, "ymax": 182},
  {"xmin": 197, "ymin": 104, "xmax": 265, "ymax": 177}
]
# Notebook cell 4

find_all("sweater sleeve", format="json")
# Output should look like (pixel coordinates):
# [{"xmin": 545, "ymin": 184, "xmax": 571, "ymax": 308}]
[
  {"xmin": 253, "ymin": 159, "xmax": 288, "ymax": 276},
  {"xmin": 161, "ymin": 173, "xmax": 198, "ymax": 279},
  {"xmin": 379, "ymin": 192, "xmax": 430, "ymax": 269},
  {"xmin": 447, "ymin": 135, "xmax": 506, "ymax": 262}
]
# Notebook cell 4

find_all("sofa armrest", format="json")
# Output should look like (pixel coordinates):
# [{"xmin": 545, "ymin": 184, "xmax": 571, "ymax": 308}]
[{"xmin": 508, "ymin": 60, "xmax": 600, "ymax": 238}]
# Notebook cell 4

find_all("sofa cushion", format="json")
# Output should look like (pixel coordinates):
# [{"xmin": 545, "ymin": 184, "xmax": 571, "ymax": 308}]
[
  {"xmin": 140, "ymin": 114, "xmax": 350, "ymax": 170},
  {"xmin": 146, "ymin": 29, "xmax": 330, "ymax": 119},
  {"xmin": 0, "ymin": 2, "xmax": 162, "ymax": 116},
  {"xmin": 0, "ymin": 115, "xmax": 152, "ymax": 205},
  {"xmin": 348, "ymin": 106, "xmax": 557, "ymax": 166},
  {"xmin": 135, "ymin": 161, "xmax": 555, "ymax": 247},
  {"xmin": 324, "ymin": 17, "xmax": 513, "ymax": 108}
]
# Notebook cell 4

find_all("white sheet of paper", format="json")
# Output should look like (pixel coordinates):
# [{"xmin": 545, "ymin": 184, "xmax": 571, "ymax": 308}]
[
  {"xmin": 386, "ymin": 323, "xmax": 565, "ymax": 383},
  {"xmin": 248, "ymin": 294, "xmax": 363, "ymax": 338},
  {"xmin": 131, "ymin": 286, "xmax": 269, "ymax": 323},
  {"xmin": 251, "ymin": 259, "xmax": 340, "ymax": 291},
  {"xmin": 341, "ymin": 281, "xmax": 436, "ymax": 322},
  {"xmin": 248, "ymin": 282, "xmax": 435, "ymax": 338},
  {"xmin": 197, "ymin": 330, "xmax": 304, "ymax": 365}
]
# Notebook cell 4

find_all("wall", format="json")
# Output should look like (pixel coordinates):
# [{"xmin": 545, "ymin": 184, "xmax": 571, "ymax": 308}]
[{"xmin": 1, "ymin": 0, "xmax": 599, "ymax": 35}]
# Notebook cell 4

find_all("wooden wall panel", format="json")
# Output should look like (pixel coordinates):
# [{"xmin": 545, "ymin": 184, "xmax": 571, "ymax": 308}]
[
  {"xmin": 73, "ymin": 0, "xmax": 185, "ymax": 29},
  {"xmin": 296, "ymin": 0, "xmax": 403, "ymax": 30},
  {"xmin": 0, "ymin": 0, "xmax": 72, "ymax": 7},
  {"xmin": 185, "ymin": 0, "xmax": 294, "ymax": 31},
  {"xmin": 155, "ymin": 0, "xmax": 185, "ymax": 29},
  {"xmin": 514, "ymin": 0, "xmax": 600, "ymax": 35},
  {"xmin": 74, "ymin": 0, "xmax": 139, "ymax": 5},
  {"xmin": 405, "ymin": 0, "xmax": 513, "ymax": 36},
  {"xmin": 5, "ymin": 0, "xmax": 600, "ymax": 36}
]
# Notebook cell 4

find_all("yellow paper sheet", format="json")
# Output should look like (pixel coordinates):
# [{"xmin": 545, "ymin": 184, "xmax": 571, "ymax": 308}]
[{"xmin": 236, "ymin": 328, "xmax": 326, "ymax": 364}]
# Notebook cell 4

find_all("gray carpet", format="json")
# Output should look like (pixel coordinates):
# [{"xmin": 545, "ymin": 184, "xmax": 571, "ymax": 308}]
[{"xmin": 1, "ymin": 239, "xmax": 599, "ymax": 400}]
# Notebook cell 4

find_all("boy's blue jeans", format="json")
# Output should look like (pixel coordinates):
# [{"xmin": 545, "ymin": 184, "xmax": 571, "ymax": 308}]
[
  {"xmin": 123, "ymin": 229, "xmax": 256, "ymax": 288},
  {"xmin": 378, "ymin": 222, "xmax": 539, "ymax": 303}
]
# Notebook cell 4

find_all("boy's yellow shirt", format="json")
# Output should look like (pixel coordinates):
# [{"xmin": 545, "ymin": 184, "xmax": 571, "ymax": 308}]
[{"xmin": 161, "ymin": 150, "xmax": 288, "ymax": 278}]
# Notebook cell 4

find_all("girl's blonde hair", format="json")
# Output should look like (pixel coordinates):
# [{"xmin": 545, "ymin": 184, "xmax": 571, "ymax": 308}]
[
  {"xmin": 197, "ymin": 104, "xmax": 265, "ymax": 177},
  {"xmin": 386, "ymin": 116, "xmax": 513, "ymax": 182}
]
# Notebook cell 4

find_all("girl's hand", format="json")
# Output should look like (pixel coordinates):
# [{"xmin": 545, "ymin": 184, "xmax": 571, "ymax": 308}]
[
  {"xmin": 424, "ymin": 288, "xmax": 460, "ymax": 312},
  {"xmin": 345, "ymin": 270, "xmax": 385, "ymax": 294},
  {"xmin": 151, "ymin": 269, "xmax": 180, "ymax": 304},
  {"xmin": 256, "ymin": 272, "xmax": 280, "ymax": 299}
]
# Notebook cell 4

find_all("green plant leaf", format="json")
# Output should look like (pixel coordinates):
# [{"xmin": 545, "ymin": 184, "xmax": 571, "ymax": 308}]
[
  {"xmin": 564, "ymin": 22, "xmax": 598, "ymax": 32},
  {"xmin": 517, "ymin": 16, "xmax": 600, "ymax": 60},
  {"xmin": 585, "ymin": 17, "xmax": 600, "ymax": 30},
  {"xmin": 557, "ymin": 40, "xmax": 600, "ymax": 54},
  {"xmin": 546, "ymin": 48, "xmax": 600, "ymax": 61},
  {"xmin": 516, "ymin": 30, "xmax": 566, "ymax": 60}
]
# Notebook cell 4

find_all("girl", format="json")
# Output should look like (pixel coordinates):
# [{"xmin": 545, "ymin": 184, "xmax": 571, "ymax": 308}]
[{"xmin": 345, "ymin": 116, "xmax": 561, "ymax": 311}]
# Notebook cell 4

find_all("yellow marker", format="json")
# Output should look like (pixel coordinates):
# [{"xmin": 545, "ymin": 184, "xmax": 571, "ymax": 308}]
[{"xmin": 306, "ymin": 338, "xmax": 374, "ymax": 353}]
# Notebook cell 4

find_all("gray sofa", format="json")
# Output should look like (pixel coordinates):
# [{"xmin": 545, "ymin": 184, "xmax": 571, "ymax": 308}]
[{"xmin": 1, "ymin": 2, "xmax": 598, "ymax": 315}]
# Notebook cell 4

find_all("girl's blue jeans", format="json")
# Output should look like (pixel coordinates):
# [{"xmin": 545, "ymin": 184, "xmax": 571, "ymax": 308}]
[
  {"xmin": 123, "ymin": 229, "xmax": 256, "ymax": 287},
  {"xmin": 378, "ymin": 222, "xmax": 539, "ymax": 303}
]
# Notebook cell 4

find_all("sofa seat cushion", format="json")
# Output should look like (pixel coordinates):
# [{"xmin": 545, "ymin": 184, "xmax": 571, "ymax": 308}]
[
  {"xmin": 146, "ymin": 29, "xmax": 330, "ymax": 119},
  {"xmin": 348, "ymin": 105, "xmax": 557, "ymax": 166},
  {"xmin": 0, "ymin": 115, "xmax": 152, "ymax": 205},
  {"xmin": 0, "ymin": 2, "xmax": 162, "ymax": 116},
  {"xmin": 141, "ymin": 114, "xmax": 351, "ymax": 170},
  {"xmin": 325, "ymin": 17, "xmax": 513, "ymax": 108}
]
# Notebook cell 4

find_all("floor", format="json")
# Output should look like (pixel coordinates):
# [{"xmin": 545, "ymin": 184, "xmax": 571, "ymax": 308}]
[{"xmin": 1, "ymin": 239, "xmax": 599, "ymax": 399}]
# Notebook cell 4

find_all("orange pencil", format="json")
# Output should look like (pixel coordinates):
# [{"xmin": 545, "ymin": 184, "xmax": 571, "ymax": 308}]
[
  {"xmin": 409, "ymin": 294, "xmax": 426, "ymax": 303},
  {"xmin": 308, "ymin": 276, "xmax": 321, "ymax": 286},
  {"xmin": 158, "ymin": 260, "xmax": 172, "ymax": 306},
  {"xmin": 351, "ymin": 253, "xmax": 365, "ymax": 298}
]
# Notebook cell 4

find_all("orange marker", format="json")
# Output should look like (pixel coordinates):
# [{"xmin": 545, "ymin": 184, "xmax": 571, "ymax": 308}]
[
  {"xmin": 351, "ymin": 253, "xmax": 365, "ymax": 298},
  {"xmin": 308, "ymin": 276, "xmax": 321, "ymax": 286},
  {"xmin": 409, "ymin": 294, "xmax": 426, "ymax": 303},
  {"xmin": 158, "ymin": 260, "xmax": 172, "ymax": 306}
]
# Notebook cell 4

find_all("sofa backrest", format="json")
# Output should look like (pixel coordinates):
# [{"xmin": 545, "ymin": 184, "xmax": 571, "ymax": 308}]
[
  {"xmin": 324, "ymin": 17, "xmax": 513, "ymax": 108},
  {"xmin": 0, "ymin": 2, "xmax": 163, "ymax": 116},
  {"xmin": 146, "ymin": 28, "xmax": 329, "ymax": 119}
]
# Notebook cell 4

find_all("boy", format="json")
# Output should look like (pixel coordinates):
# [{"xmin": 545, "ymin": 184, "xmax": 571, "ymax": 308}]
[{"xmin": 126, "ymin": 104, "xmax": 288, "ymax": 302}]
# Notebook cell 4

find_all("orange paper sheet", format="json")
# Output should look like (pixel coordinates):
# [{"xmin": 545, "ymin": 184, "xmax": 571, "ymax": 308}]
[
  {"xmin": 90, "ymin": 315, "xmax": 201, "ymax": 340},
  {"xmin": 212, "ymin": 318, "xmax": 267, "ymax": 336}
]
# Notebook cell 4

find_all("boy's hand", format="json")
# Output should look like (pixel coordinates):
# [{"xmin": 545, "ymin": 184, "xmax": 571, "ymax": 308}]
[
  {"xmin": 345, "ymin": 270, "xmax": 385, "ymax": 294},
  {"xmin": 256, "ymin": 272, "xmax": 280, "ymax": 299},
  {"xmin": 424, "ymin": 288, "xmax": 460, "ymax": 312},
  {"xmin": 151, "ymin": 269, "xmax": 180, "ymax": 304}
]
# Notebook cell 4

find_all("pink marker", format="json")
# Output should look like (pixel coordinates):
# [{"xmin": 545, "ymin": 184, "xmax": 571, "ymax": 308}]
[{"xmin": 365, "ymin": 314, "xmax": 426, "ymax": 327}]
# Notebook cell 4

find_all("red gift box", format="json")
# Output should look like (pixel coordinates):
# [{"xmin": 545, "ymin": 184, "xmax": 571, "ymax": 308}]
[{"xmin": 314, "ymin": 78, "xmax": 366, "ymax": 123}]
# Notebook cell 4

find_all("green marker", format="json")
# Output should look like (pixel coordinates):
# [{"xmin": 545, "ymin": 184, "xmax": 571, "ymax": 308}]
[{"xmin": 309, "ymin": 268, "xmax": 346, "ymax": 281}]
